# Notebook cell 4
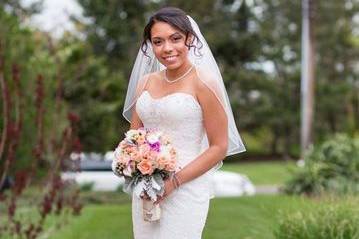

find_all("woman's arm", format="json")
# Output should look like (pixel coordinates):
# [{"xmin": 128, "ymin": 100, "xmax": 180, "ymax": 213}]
[
  {"xmin": 175, "ymin": 80, "xmax": 228, "ymax": 185},
  {"xmin": 159, "ymin": 79, "xmax": 228, "ymax": 200},
  {"xmin": 130, "ymin": 107, "xmax": 143, "ymax": 129},
  {"xmin": 129, "ymin": 74, "xmax": 152, "ymax": 129}
]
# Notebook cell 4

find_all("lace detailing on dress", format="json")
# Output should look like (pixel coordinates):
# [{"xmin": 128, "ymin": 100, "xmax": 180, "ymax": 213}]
[
  {"xmin": 132, "ymin": 90, "xmax": 211, "ymax": 239},
  {"xmin": 136, "ymin": 90, "xmax": 205, "ymax": 167}
]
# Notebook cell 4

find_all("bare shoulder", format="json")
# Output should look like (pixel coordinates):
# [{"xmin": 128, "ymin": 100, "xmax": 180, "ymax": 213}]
[
  {"xmin": 144, "ymin": 71, "xmax": 163, "ymax": 88},
  {"xmin": 137, "ymin": 71, "xmax": 160, "ymax": 91},
  {"xmin": 142, "ymin": 71, "xmax": 161, "ymax": 82},
  {"xmin": 194, "ymin": 70, "xmax": 219, "ymax": 105},
  {"xmin": 147, "ymin": 71, "xmax": 162, "ymax": 78}
]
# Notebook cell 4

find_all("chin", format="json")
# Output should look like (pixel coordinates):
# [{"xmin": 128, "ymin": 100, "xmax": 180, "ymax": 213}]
[{"xmin": 163, "ymin": 61, "xmax": 184, "ymax": 70}]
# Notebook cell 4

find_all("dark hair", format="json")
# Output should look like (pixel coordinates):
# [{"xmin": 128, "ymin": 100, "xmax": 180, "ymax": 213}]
[{"xmin": 141, "ymin": 7, "xmax": 202, "ymax": 57}]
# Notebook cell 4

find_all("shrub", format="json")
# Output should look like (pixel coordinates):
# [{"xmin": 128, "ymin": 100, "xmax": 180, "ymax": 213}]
[
  {"xmin": 274, "ymin": 197, "xmax": 359, "ymax": 239},
  {"xmin": 283, "ymin": 134, "xmax": 359, "ymax": 195},
  {"xmin": 79, "ymin": 182, "xmax": 94, "ymax": 192}
]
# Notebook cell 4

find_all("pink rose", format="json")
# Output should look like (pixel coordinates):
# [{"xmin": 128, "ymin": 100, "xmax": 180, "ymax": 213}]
[{"xmin": 137, "ymin": 159, "xmax": 154, "ymax": 175}]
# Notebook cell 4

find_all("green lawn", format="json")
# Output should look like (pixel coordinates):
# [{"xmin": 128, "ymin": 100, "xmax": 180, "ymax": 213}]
[
  {"xmin": 221, "ymin": 161, "xmax": 298, "ymax": 185},
  {"xmin": 1, "ymin": 161, "xmax": 301, "ymax": 239},
  {"xmin": 48, "ymin": 161, "xmax": 300, "ymax": 238},
  {"xmin": 49, "ymin": 195, "xmax": 313, "ymax": 239}
]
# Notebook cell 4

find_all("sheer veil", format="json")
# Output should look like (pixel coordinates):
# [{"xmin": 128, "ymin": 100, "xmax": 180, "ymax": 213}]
[{"xmin": 122, "ymin": 15, "xmax": 246, "ymax": 170}]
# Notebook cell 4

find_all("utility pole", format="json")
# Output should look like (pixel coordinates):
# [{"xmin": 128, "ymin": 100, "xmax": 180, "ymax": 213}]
[{"xmin": 301, "ymin": 0, "xmax": 315, "ymax": 158}]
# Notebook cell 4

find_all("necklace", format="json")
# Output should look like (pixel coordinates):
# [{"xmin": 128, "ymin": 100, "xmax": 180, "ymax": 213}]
[{"xmin": 164, "ymin": 65, "xmax": 194, "ymax": 84}]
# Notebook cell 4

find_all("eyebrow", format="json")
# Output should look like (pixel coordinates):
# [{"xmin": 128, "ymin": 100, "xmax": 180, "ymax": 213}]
[{"xmin": 151, "ymin": 32, "xmax": 182, "ymax": 40}]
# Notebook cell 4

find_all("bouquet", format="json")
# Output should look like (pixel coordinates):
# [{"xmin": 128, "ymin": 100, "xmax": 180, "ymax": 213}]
[{"xmin": 112, "ymin": 128, "xmax": 177, "ymax": 221}]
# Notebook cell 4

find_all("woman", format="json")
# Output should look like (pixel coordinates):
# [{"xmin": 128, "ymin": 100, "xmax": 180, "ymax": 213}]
[{"xmin": 122, "ymin": 7, "xmax": 245, "ymax": 239}]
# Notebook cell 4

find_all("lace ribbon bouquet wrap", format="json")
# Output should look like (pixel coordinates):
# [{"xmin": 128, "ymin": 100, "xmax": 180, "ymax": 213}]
[{"xmin": 112, "ymin": 128, "xmax": 177, "ymax": 222}]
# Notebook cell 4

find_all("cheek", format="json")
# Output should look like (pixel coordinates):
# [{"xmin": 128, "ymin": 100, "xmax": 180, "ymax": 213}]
[
  {"xmin": 152, "ymin": 46, "xmax": 162, "ymax": 58},
  {"xmin": 177, "ymin": 45, "xmax": 189, "ymax": 60},
  {"xmin": 176, "ymin": 42, "xmax": 188, "ymax": 53},
  {"xmin": 152, "ymin": 47, "xmax": 166, "ymax": 64}
]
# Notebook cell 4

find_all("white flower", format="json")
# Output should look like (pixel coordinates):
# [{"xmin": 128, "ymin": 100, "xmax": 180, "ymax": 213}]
[
  {"xmin": 138, "ymin": 129, "xmax": 146, "ymax": 136},
  {"xmin": 146, "ymin": 132, "xmax": 162, "ymax": 144},
  {"xmin": 113, "ymin": 147, "xmax": 123, "ymax": 160},
  {"xmin": 123, "ymin": 164, "xmax": 133, "ymax": 177},
  {"xmin": 125, "ymin": 129, "xmax": 138, "ymax": 141},
  {"xmin": 158, "ymin": 146, "xmax": 170, "ymax": 158}
]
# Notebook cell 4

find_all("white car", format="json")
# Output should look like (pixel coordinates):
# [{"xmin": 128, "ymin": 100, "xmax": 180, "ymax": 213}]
[{"xmin": 62, "ymin": 156, "xmax": 255, "ymax": 197}]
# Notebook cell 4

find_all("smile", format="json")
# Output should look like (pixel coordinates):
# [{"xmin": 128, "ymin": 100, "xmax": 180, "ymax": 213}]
[{"xmin": 163, "ymin": 55, "xmax": 178, "ymax": 61}]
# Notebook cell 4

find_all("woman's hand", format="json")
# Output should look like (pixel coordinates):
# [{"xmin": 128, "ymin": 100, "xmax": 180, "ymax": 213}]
[{"xmin": 154, "ymin": 179, "xmax": 175, "ymax": 204}]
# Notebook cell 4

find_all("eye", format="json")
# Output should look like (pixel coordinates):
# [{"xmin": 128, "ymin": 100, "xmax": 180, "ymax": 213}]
[
  {"xmin": 173, "ymin": 36, "xmax": 182, "ymax": 41},
  {"xmin": 152, "ymin": 39, "xmax": 162, "ymax": 46}
]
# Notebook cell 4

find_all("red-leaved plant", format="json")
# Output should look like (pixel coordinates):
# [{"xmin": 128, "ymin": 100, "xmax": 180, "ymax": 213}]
[{"xmin": 0, "ymin": 41, "xmax": 83, "ymax": 238}]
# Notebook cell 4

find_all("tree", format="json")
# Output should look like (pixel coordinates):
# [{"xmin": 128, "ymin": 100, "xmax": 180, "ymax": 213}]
[{"xmin": 71, "ymin": 0, "xmax": 359, "ymax": 156}]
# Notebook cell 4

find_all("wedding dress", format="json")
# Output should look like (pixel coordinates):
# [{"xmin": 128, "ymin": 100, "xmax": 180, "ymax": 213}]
[{"xmin": 132, "ymin": 90, "xmax": 212, "ymax": 239}]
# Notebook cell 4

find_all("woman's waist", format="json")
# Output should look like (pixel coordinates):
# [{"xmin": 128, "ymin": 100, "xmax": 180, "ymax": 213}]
[
  {"xmin": 173, "ymin": 173, "xmax": 211, "ymax": 200},
  {"xmin": 175, "ymin": 151, "xmax": 201, "ymax": 169}
]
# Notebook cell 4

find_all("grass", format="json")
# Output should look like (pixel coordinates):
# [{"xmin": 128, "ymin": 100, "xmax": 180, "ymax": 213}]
[
  {"xmin": 221, "ymin": 161, "xmax": 298, "ymax": 185},
  {"xmin": 0, "ymin": 161, "xmax": 302, "ymax": 239},
  {"xmin": 48, "ymin": 195, "xmax": 313, "ymax": 239}
]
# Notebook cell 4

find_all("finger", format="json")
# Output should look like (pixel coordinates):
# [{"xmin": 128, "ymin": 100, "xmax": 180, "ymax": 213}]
[
  {"xmin": 154, "ymin": 196, "xmax": 164, "ymax": 205},
  {"xmin": 154, "ymin": 196, "xmax": 162, "ymax": 204}
]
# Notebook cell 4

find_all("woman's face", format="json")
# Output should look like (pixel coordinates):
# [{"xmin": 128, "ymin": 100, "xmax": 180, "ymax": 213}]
[{"xmin": 150, "ymin": 21, "xmax": 191, "ymax": 70}]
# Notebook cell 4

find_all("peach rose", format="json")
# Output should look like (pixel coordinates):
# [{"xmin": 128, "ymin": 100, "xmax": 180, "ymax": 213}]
[
  {"xmin": 139, "ymin": 144, "xmax": 151, "ymax": 155},
  {"xmin": 156, "ymin": 156, "xmax": 167, "ymax": 170},
  {"xmin": 164, "ymin": 159, "xmax": 176, "ymax": 172},
  {"xmin": 119, "ymin": 155, "xmax": 131, "ymax": 165},
  {"xmin": 124, "ymin": 146, "xmax": 136, "ymax": 155},
  {"xmin": 141, "ymin": 151, "xmax": 150, "ymax": 161},
  {"xmin": 137, "ymin": 135, "xmax": 146, "ymax": 145},
  {"xmin": 161, "ymin": 135, "xmax": 171, "ymax": 145},
  {"xmin": 169, "ymin": 148, "xmax": 177, "ymax": 159},
  {"xmin": 131, "ymin": 151, "xmax": 142, "ymax": 163},
  {"xmin": 137, "ymin": 159, "xmax": 154, "ymax": 175}
]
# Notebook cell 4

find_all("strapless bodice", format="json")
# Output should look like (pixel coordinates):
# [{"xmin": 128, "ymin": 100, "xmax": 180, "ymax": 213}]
[{"xmin": 136, "ymin": 90, "xmax": 205, "ymax": 168}]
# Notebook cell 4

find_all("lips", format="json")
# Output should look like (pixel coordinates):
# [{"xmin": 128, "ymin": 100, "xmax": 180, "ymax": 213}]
[{"xmin": 163, "ymin": 55, "xmax": 179, "ymax": 64}]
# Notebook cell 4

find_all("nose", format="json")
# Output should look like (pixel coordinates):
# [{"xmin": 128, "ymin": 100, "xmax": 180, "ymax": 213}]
[{"xmin": 163, "ymin": 41, "xmax": 174, "ymax": 53}]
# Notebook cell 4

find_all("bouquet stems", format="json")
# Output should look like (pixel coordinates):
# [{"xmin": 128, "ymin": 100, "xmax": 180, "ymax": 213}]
[{"xmin": 142, "ymin": 199, "xmax": 161, "ymax": 222}]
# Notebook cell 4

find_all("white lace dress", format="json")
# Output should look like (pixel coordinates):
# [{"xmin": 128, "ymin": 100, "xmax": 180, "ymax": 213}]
[{"xmin": 132, "ymin": 90, "xmax": 212, "ymax": 239}]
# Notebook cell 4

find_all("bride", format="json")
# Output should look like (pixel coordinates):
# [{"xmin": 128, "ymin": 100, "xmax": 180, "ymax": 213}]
[{"xmin": 122, "ymin": 6, "xmax": 246, "ymax": 239}]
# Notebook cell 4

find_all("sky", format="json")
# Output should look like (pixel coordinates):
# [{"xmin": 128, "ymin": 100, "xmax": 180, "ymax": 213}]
[{"xmin": 22, "ymin": 0, "xmax": 83, "ymax": 38}]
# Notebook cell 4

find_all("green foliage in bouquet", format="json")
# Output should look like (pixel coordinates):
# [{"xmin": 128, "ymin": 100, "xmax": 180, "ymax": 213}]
[
  {"xmin": 274, "ymin": 197, "xmax": 359, "ymax": 239},
  {"xmin": 283, "ymin": 134, "xmax": 359, "ymax": 195}
]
